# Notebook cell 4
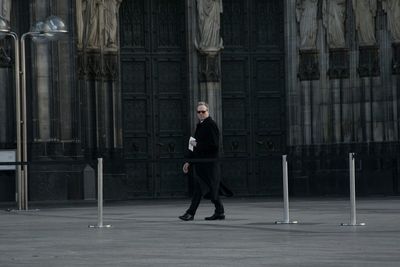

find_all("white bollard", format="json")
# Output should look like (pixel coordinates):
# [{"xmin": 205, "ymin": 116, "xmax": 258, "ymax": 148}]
[
  {"xmin": 275, "ymin": 155, "xmax": 298, "ymax": 224},
  {"xmin": 89, "ymin": 158, "xmax": 111, "ymax": 228},
  {"xmin": 341, "ymin": 153, "xmax": 365, "ymax": 226}
]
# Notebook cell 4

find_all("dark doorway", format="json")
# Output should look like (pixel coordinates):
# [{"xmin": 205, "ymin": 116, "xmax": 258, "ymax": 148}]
[
  {"xmin": 221, "ymin": 0, "xmax": 286, "ymax": 196},
  {"xmin": 120, "ymin": 0, "xmax": 189, "ymax": 198}
]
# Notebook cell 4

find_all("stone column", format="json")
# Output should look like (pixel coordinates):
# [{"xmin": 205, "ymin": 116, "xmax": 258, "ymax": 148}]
[
  {"xmin": 32, "ymin": 0, "xmax": 51, "ymax": 142},
  {"xmin": 30, "ymin": 0, "xmax": 77, "ymax": 155},
  {"xmin": 286, "ymin": 0, "xmax": 302, "ymax": 146},
  {"xmin": 0, "ymin": 12, "xmax": 13, "ymax": 145},
  {"xmin": 76, "ymin": 0, "xmax": 122, "ymax": 156},
  {"xmin": 198, "ymin": 51, "xmax": 222, "ymax": 128},
  {"xmin": 56, "ymin": 0, "xmax": 74, "ymax": 142},
  {"xmin": 186, "ymin": 0, "xmax": 199, "ymax": 129},
  {"xmin": 35, "ymin": 44, "xmax": 51, "ymax": 141},
  {"xmin": 194, "ymin": 0, "xmax": 223, "ymax": 130}
]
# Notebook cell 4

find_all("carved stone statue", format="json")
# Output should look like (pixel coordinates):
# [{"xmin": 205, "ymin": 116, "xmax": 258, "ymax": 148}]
[
  {"xmin": 323, "ymin": 0, "xmax": 346, "ymax": 48},
  {"xmin": 0, "ymin": 0, "xmax": 11, "ymax": 22},
  {"xmin": 76, "ymin": 0, "xmax": 86, "ymax": 49},
  {"xmin": 86, "ymin": 0, "xmax": 103, "ymax": 49},
  {"xmin": 196, "ymin": 0, "xmax": 224, "ymax": 53},
  {"xmin": 382, "ymin": 0, "xmax": 400, "ymax": 42},
  {"xmin": 104, "ymin": 0, "xmax": 122, "ymax": 49},
  {"xmin": 296, "ymin": 0, "xmax": 319, "ymax": 50},
  {"xmin": 352, "ymin": 0, "xmax": 377, "ymax": 46}
]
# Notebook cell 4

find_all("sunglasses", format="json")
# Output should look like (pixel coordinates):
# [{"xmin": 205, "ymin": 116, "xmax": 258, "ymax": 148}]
[{"xmin": 197, "ymin": 110, "xmax": 207, "ymax": 114}]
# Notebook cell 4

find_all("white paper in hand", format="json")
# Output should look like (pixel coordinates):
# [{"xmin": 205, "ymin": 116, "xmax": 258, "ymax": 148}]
[{"xmin": 188, "ymin": 137, "xmax": 196, "ymax": 151}]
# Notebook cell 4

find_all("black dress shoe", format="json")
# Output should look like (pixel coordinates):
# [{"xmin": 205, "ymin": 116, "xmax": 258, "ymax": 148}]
[
  {"xmin": 179, "ymin": 213, "xmax": 194, "ymax": 221},
  {"xmin": 204, "ymin": 213, "xmax": 225, "ymax": 220}
]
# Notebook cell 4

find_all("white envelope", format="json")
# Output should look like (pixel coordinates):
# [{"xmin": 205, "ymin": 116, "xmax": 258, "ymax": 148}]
[{"xmin": 188, "ymin": 137, "xmax": 196, "ymax": 151}]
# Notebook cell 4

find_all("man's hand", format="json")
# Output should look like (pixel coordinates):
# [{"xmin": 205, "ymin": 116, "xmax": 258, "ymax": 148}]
[{"xmin": 183, "ymin": 162, "xmax": 190, "ymax": 174}]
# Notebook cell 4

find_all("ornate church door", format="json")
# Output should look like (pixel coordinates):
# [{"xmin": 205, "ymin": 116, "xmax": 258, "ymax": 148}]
[
  {"xmin": 221, "ymin": 0, "xmax": 286, "ymax": 196},
  {"xmin": 120, "ymin": 0, "xmax": 188, "ymax": 198}
]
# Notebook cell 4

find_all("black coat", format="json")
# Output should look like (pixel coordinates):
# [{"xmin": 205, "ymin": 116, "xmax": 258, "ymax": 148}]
[
  {"xmin": 191, "ymin": 117, "xmax": 219, "ymax": 159},
  {"xmin": 187, "ymin": 117, "xmax": 233, "ymax": 198}
]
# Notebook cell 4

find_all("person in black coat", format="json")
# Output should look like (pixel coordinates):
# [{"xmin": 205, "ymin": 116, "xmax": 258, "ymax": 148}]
[{"xmin": 179, "ymin": 102, "xmax": 232, "ymax": 221}]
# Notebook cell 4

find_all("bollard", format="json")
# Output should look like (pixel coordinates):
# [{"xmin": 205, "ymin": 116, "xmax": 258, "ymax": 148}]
[
  {"xmin": 341, "ymin": 153, "xmax": 365, "ymax": 226},
  {"xmin": 7, "ymin": 169, "xmax": 39, "ymax": 213},
  {"xmin": 275, "ymin": 155, "xmax": 298, "ymax": 224},
  {"xmin": 89, "ymin": 158, "xmax": 111, "ymax": 228},
  {"xmin": 19, "ymin": 169, "xmax": 24, "ymax": 210}
]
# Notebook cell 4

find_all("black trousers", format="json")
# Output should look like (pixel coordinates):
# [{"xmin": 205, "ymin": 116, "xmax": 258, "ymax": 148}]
[{"xmin": 186, "ymin": 162, "xmax": 224, "ymax": 215}]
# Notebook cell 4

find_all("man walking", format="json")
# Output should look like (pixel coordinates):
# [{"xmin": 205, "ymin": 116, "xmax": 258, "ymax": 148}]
[{"xmin": 180, "ymin": 102, "xmax": 226, "ymax": 221}]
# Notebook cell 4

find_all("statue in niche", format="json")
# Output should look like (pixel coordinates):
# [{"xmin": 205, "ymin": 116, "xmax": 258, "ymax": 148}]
[
  {"xmin": 104, "ymin": 0, "xmax": 122, "ymax": 50},
  {"xmin": 78, "ymin": 0, "xmax": 121, "ymax": 50},
  {"xmin": 195, "ymin": 0, "xmax": 224, "ymax": 54},
  {"xmin": 86, "ymin": 0, "xmax": 103, "ymax": 49},
  {"xmin": 76, "ymin": 0, "xmax": 86, "ymax": 49},
  {"xmin": 382, "ymin": 0, "xmax": 400, "ymax": 42},
  {"xmin": 352, "ymin": 0, "xmax": 377, "ymax": 46},
  {"xmin": 296, "ymin": 0, "xmax": 319, "ymax": 50},
  {"xmin": 323, "ymin": 0, "xmax": 346, "ymax": 48},
  {"xmin": 0, "ymin": 0, "xmax": 11, "ymax": 22}
]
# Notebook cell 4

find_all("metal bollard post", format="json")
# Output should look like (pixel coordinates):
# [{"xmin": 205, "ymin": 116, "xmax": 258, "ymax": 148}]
[
  {"xmin": 18, "ymin": 169, "xmax": 24, "ymax": 210},
  {"xmin": 341, "ymin": 153, "xmax": 365, "ymax": 226},
  {"xmin": 275, "ymin": 155, "xmax": 298, "ymax": 224},
  {"xmin": 89, "ymin": 158, "xmax": 111, "ymax": 228},
  {"xmin": 7, "ymin": 166, "xmax": 39, "ymax": 213}
]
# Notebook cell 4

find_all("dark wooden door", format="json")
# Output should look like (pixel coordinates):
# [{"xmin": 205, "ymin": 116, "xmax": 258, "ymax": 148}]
[
  {"xmin": 120, "ymin": 0, "xmax": 188, "ymax": 198},
  {"xmin": 221, "ymin": 0, "xmax": 286, "ymax": 196}
]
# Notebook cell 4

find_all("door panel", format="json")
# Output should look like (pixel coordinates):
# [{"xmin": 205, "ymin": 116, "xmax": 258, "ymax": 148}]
[
  {"xmin": 153, "ymin": 58, "xmax": 187, "ymax": 197},
  {"xmin": 120, "ymin": 0, "xmax": 187, "ymax": 198},
  {"xmin": 221, "ymin": 0, "xmax": 285, "ymax": 196},
  {"xmin": 221, "ymin": 56, "xmax": 252, "ymax": 194}
]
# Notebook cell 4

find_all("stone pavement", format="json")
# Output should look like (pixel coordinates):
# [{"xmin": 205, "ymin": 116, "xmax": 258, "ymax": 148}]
[{"xmin": 0, "ymin": 197, "xmax": 400, "ymax": 266}]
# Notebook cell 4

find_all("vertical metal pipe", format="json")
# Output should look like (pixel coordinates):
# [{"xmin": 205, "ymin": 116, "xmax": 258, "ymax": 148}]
[
  {"xmin": 10, "ymin": 33, "xmax": 22, "ymax": 210},
  {"xmin": 89, "ymin": 158, "xmax": 110, "ymax": 228},
  {"xmin": 349, "ymin": 152, "xmax": 356, "ymax": 225},
  {"xmin": 20, "ymin": 169, "xmax": 25, "ymax": 210},
  {"xmin": 275, "ymin": 155, "xmax": 298, "ymax": 224},
  {"xmin": 20, "ymin": 33, "xmax": 29, "ymax": 210},
  {"xmin": 341, "ymin": 153, "xmax": 365, "ymax": 226},
  {"xmin": 97, "ymin": 158, "xmax": 103, "ymax": 227},
  {"xmin": 282, "ymin": 155, "xmax": 289, "ymax": 223}
]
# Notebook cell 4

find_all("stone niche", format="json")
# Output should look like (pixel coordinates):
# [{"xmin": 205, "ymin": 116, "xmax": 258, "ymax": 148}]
[
  {"xmin": 393, "ymin": 43, "xmax": 400, "ymax": 75},
  {"xmin": 198, "ymin": 53, "xmax": 220, "ymax": 83},
  {"xmin": 328, "ymin": 48, "xmax": 349, "ymax": 79},
  {"xmin": 298, "ymin": 50, "xmax": 320, "ymax": 81},
  {"xmin": 358, "ymin": 46, "xmax": 380, "ymax": 77}
]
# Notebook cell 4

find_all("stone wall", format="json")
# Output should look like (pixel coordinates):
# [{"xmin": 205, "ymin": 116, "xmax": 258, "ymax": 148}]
[
  {"xmin": 285, "ymin": 0, "xmax": 400, "ymax": 196},
  {"xmin": 286, "ymin": 0, "xmax": 400, "ymax": 146}
]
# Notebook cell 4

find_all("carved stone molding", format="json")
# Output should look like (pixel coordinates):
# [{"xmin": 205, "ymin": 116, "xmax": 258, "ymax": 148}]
[
  {"xmin": 77, "ymin": 51, "xmax": 118, "ymax": 81},
  {"xmin": 198, "ymin": 53, "xmax": 220, "ymax": 82},
  {"xmin": 104, "ymin": 52, "xmax": 118, "ymax": 81},
  {"xmin": 328, "ymin": 48, "xmax": 349, "ymax": 79},
  {"xmin": 77, "ymin": 51, "xmax": 86, "ymax": 79},
  {"xmin": 298, "ymin": 50, "xmax": 320, "ymax": 81},
  {"xmin": 358, "ymin": 46, "xmax": 380, "ymax": 77},
  {"xmin": 86, "ymin": 52, "xmax": 102, "ymax": 80},
  {"xmin": 0, "ymin": 47, "xmax": 12, "ymax": 68},
  {"xmin": 392, "ymin": 43, "xmax": 400, "ymax": 75}
]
